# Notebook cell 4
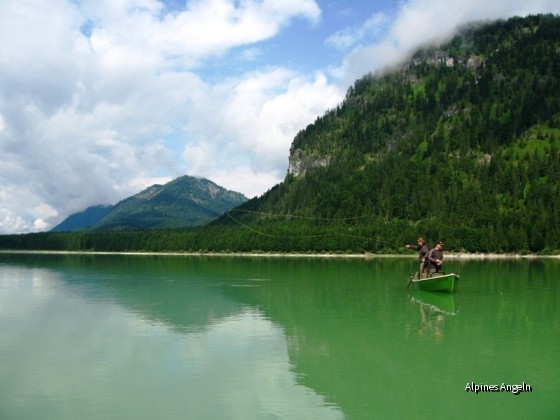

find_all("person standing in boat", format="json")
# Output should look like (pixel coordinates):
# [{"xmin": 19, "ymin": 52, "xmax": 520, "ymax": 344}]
[
  {"xmin": 426, "ymin": 241, "xmax": 444, "ymax": 273},
  {"xmin": 405, "ymin": 237, "xmax": 429, "ymax": 275}
]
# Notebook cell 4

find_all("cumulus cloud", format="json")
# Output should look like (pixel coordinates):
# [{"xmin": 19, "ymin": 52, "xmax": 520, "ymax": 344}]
[
  {"xmin": 326, "ymin": 12, "xmax": 389, "ymax": 50},
  {"xmin": 181, "ymin": 68, "xmax": 342, "ymax": 197},
  {"xmin": 82, "ymin": 0, "xmax": 321, "ymax": 67},
  {"xmin": 333, "ymin": 0, "xmax": 560, "ymax": 85},
  {"xmin": 0, "ymin": 0, "xmax": 324, "ymax": 233}
]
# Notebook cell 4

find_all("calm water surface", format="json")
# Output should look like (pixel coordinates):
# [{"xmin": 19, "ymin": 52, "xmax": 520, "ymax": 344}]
[{"xmin": 0, "ymin": 253, "xmax": 558, "ymax": 419}]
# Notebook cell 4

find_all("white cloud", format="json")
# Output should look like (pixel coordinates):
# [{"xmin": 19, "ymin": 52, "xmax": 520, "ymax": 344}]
[
  {"xmin": 0, "ymin": 208, "xmax": 28, "ymax": 234},
  {"xmin": 81, "ymin": 0, "xmax": 321, "ymax": 67},
  {"xmin": 326, "ymin": 12, "xmax": 388, "ymax": 50},
  {"xmin": 31, "ymin": 203, "xmax": 58, "ymax": 221},
  {"xmin": 333, "ymin": 0, "xmax": 560, "ymax": 85},
  {"xmin": 180, "ymin": 68, "xmax": 343, "ymax": 196},
  {"xmin": 0, "ymin": 186, "xmax": 46, "ymax": 234},
  {"xmin": 212, "ymin": 167, "xmax": 282, "ymax": 199},
  {"xmin": 0, "ymin": 0, "xmax": 324, "ymax": 232}
]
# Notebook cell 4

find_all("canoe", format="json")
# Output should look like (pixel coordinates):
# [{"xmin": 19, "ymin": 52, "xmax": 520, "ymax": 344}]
[{"xmin": 408, "ymin": 272, "xmax": 459, "ymax": 293}]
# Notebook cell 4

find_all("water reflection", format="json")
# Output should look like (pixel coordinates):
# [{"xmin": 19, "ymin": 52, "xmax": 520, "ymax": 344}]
[
  {"xmin": 0, "ymin": 256, "xmax": 345, "ymax": 420},
  {"xmin": 1, "ymin": 253, "xmax": 559, "ymax": 419},
  {"xmin": 409, "ymin": 291, "xmax": 457, "ymax": 343},
  {"xmin": 410, "ymin": 290, "xmax": 457, "ymax": 315}
]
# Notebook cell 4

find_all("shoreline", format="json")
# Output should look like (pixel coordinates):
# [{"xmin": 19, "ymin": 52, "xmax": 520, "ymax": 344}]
[{"xmin": 1, "ymin": 250, "xmax": 558, "ymax": 259}]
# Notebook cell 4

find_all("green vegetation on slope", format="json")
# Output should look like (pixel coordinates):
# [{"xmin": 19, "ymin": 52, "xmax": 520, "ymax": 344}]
[
  {"xmin": 51, "ymin": 175, "xmax": 248, "ymax": 231},
  {"xmin": 228, "ymin": 14, "xmax": 560, "ymax": 253}
]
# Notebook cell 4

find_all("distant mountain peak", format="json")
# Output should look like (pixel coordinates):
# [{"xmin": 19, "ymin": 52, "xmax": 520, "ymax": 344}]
[{"xmin": 51, "ymin": 175, "xmax": 247, "ymax": 231}]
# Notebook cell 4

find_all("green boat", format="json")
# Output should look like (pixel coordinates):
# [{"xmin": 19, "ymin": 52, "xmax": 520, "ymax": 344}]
[{"xmin": 408, "ymin": 272, "xmax": 459, "ymax": 293}]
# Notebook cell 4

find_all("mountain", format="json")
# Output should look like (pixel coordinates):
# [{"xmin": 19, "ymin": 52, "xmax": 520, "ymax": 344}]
[
  {"xmin": 217, "ymin": 14, "xmax": 560, "ymax": 253},
  {"xmin": 50, "ymin": 205, "xmax": 114, "ymax": 232},
  {"xmin": 51, "ymin": 176, "xmax": 247, "ymax": 231}
]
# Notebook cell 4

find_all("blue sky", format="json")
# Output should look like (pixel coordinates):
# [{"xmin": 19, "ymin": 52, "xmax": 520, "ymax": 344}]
[{"xmin": 1, "ymin": 0, "xmax": 560, "ymax": 233}]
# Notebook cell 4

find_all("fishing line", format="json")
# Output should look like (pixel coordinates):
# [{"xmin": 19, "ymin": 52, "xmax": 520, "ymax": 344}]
[
  {"xmin": 229, "ymin": 208, "xmax": 373, "ymax": 221},
  {"xmin": 226, "ymin": 212, "xmax": 342, "ymax": 239},
  {"xmin": 225, "ymin": 210, "xmax": 401, "ymax": 249}
]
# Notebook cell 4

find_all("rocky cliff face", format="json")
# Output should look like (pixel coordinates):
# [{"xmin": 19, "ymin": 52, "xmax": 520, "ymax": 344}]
[{"xmin": 287, "ymin": 148, "xmax": 331, "ymax": 177}]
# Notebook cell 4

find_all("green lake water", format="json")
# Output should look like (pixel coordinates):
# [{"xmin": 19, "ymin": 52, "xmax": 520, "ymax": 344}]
[{"xmin": 0, "ymin": 253, "xmax": 558, "ymax": 419}]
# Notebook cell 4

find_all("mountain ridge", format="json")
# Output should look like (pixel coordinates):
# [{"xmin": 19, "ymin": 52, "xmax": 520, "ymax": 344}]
[{"xmin": 51, "ymin": 175, "xmax": 247, "ymax": 232}]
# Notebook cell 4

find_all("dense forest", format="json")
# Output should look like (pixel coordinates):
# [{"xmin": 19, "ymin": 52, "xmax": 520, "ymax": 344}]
[{"xmin": 2, "ymin": 14, "xmax": 560, "ymax": 254}]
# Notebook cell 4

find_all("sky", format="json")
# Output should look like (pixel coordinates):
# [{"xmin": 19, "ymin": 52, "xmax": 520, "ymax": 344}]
[{"xmin": 1, "ymin": 0, "xmax": 559, "ymax": 233}]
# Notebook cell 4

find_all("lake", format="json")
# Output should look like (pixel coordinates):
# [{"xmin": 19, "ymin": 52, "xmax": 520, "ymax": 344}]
[{"xmin": 0, "ymin": 253, "xmax": 558, "ymax": 419}]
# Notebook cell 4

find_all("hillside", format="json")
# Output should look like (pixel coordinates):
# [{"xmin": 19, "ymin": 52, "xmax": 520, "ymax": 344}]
[
  {"xmin": 51, "ymin": 176, "xmax": 247, "ymax": 231},
  {"xmin": 2, "ymin": 14, "xmax": 560, "ymax": 253},
  {"xmin": 50, "ymin": 205, "xmax": 113, "ymax": 232},
  {"xmin": 222, "ymin": 14, "xmax": 560, "ymax": 253}
]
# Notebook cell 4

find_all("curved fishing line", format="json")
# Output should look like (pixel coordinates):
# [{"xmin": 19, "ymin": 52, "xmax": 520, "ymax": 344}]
[
  {"xmin": 229, "ymin": 208, "xmax": 373, "ymax": 221},
  {"xmin": 225, "ymin": 211, "xmax": 339, "ymax": 239},
  {"xmin": 225, "ymin": 211, "xmax": 401, "ymax": 248}
]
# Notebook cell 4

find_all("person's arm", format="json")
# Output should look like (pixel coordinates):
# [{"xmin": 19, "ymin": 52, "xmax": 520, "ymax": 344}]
[{"xmin": 427, "ymin": 249, "xmax": 439, "ymax": 264}]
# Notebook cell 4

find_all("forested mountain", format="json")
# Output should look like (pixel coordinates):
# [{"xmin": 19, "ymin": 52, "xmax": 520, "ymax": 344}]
[
  {"xmin": 51, "ymin": 176, "xmax": 247, "ymax": 231},
  {"xmin": 50, "ymin": 205, "xmax": 113, "ymax": 232},
  {"xmin": 223, "ymin": 13, "xmax": 560, "ymax": 253},
  {"xmin": 2, "ymin": 14, "xmax": 559, "ymax": 253}
]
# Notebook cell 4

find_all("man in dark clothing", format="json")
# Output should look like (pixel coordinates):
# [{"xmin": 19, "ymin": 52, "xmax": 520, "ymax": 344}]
[
  {"xmin": 427, "ymin": 241, "xmax": 444, "ymax": 273},
  {"xmin": 406, "ymin": 237, "xmax": 429, "ymax": 275}
]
